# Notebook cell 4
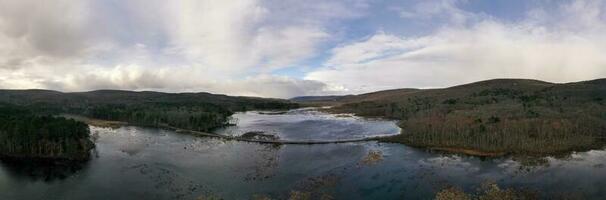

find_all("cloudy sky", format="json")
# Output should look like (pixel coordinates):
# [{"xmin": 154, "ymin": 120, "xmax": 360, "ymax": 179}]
[{"xmin": 1, "ymin": 0, "xmax": 605, "ymax": 98}]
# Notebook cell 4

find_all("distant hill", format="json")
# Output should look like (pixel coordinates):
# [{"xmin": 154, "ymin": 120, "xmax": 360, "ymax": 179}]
[
  {"xmin": 0, "ymin": 89, "xmax": 294, "ymax": 111},
  {"xmin": 326, "ymin": 78, "xmax": 606, "ymax": 156},
  {"xmin": 290, "ymin": 95, "xmax": 349, "ymax": 103},
  {"xmin": 291, "ymin": 88, "xmax": 419, "ymax": 106}
]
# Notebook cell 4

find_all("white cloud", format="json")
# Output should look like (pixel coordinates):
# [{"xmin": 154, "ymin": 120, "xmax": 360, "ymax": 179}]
[
  {"xmin": 211, "ymin": 75, "xmax": 331, "ymax": 98},
  {"xmin": 158, "ymin": 0, "xmax": 353, "ymax": 72},
  {"xmin": 0, "ymin": 0, "xmax": 363, "ymax": 97},
  {"xmin": 253, "ymin": 26, "xmax": 329, "ymax": 70},
  {"xmin": 1, "ymin": 0, "xmax": 605, "ymax": 98},
  {"xmin": 0, "ymin": 63, "xmax": 331, "ymax": 98},
  {"xmin": 306, "ymin": 0, "xmax": 606, "ymax": 94},
  {"xmin": 326, "ymin": 32, "xmax": 431, "ymax": 67},
  {"xmin": 0, "ymin": 0, "xmax": 100, "ymax": 69}
]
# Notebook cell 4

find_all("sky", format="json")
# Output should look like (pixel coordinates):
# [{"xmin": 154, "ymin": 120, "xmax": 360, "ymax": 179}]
[{"xmin": 0, "ymin": 0, "xmax": 605, "ymax": 98}]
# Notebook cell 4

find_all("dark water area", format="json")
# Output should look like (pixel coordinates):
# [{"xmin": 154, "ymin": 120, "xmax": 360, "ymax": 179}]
[
  {"xmin": 0, "ymin": 157, "xmax": 89, "ymax": 182},
  {"xmin": 1, "ymin": 109, "xmax": 605, "ymax": 199}
]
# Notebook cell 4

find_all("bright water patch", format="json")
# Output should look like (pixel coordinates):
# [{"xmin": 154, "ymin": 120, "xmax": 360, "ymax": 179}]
[{"xmin": 214, "ymin": 108, "xmax": 401, "ymax": 141}]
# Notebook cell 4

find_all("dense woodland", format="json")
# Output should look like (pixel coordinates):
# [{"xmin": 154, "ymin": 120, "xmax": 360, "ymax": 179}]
[
  {"xmin": 0, "ymin": 104, "xmax": 93, "ymax": 160},
  {"xmin": 86, "ymin": 103, "xmax": 233, "ymax": 132},
  {"xmin": 327, "ymin": 79, "xmax": 606, "ymax": 155},
  {"xmin": 0, "ymin": 90, "xmax": 297, "ymax": 132},
  {"xmin": 0, "ymin": 90, "xmax": 296, "ymax": 159}
]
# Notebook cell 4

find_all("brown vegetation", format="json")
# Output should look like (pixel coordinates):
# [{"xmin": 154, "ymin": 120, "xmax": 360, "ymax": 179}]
[
  {"xmin": 322, "ymin": 79, "xmax": 606, "ymax": 156},
  {"xmin": 359, "ymin": 150, "xmax": 384, "ymax": 165},
  {"xmin": 435, "ymin": 182, "xmax": 538, "ymax": 200}
]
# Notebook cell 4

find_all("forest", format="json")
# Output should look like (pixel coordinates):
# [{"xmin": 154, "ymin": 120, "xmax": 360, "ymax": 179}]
[
  {"xmin": 86, "ymin": 103, "xmax": 233, "ymax": 132},
  {"xmin": 0, "ymin": 90, "xmax": 298, "ymax": 132},
  {"xmin": 327, "ymin": 79, "xmax": 606, "ymax": 155},
  {"xmin": 0, "ymin": 90, "xmax": 297, "ymax": 160},
  {"xmin": 0, "ymin": 104, "xmax": 94, "ymax": 160}
]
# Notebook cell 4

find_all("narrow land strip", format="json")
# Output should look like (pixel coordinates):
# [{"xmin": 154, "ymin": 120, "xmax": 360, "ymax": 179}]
[
  {"xmin": 67, "ymin": 115, "xmax": 377, "ymax": 145},
  {"xmin": 70, "ymin": 115, "xmax": 606, "ymax": 156}
]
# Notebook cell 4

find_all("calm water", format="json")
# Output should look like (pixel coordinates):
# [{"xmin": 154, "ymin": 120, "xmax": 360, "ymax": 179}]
[
  {"xmin": 1, "ymin": 110, "xmax": 605, "ymax": 200},
  {"xmin": 214, "ymin": 108, "xmax": 402, "ymax": 140}
]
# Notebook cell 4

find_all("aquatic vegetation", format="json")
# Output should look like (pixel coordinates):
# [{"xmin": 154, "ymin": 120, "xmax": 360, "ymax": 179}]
[
  {"xmin": 359, "ymin": 150, "xmax": 384, "ymax": 166},
  {"xmin": 127, "ymin": 163, "xmax": 203, "ymax": 199},
  {"xmin": 251, "ymin": 194, "xmax": 273, "ymax": 200},
  {"xmin": 244, "ymin": 144, "xmax": 281, "ymax": 182},
  {"xmin": 435, "ymin": 187, "xmax": 471, "ymax": 200},
  {"xmin": 288, "ymin": 191, "xmax": 311, "ymax": 200},
  {"xmin": 511, "ymin": 156, "xmax": 550, "ymax": 172},
  {"xmin": 435, "ymin": 182, "xmax": 538, "ymax": 200},
  {"xmin": 241, "ymin": 131, "xmax": 280, "ymax": 141},
  {"xmin": 196, "ymin": 194, "xmax": 223, "ymax": 200}
]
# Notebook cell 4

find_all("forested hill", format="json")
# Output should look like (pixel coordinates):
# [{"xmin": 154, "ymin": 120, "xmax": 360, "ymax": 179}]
[
  {"xmin": 290, "ymin": 95, "xmax": 349, "ymax": 102},
  {"xmin": 0, "ymin": 90, "xmax": 297, "ymax": 132},
  {"xmin": 0, "ymin": 89, "xmax": 296, "ymax": 111},
  {"xmin": 322, "ymin": 78, "xmax": 606, "ymax": 155},
  {"xmin": 292, "ymin": 89, "xmax": 421, "ymax": 106}
]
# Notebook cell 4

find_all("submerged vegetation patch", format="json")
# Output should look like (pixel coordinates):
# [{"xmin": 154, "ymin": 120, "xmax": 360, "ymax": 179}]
[
  {"xmin": 241, "ymin": 131, "xmax": 280, "ymax": 141},
  {"xmin": 359, "ymin": 150, "xmax": 384, "ymax": 166},
  {"xmin": 435, "ymin": 182, "xmax": 539, "ymax": 200}
]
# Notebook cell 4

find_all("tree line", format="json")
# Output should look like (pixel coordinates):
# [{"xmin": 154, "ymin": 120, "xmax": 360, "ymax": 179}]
[
  {"xmin": 0, "ymin": 104, "xmax": 93, "ymax": 160},
  {"xmin": 85, "ymin": 103, "xmax": 233, "ymax": 132},
  {"xmin": 332, "ymin": 79, "xmax": 606, "ymax": 155}
]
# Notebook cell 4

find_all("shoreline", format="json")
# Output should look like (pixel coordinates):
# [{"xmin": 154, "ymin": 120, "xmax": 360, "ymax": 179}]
[
  {"xmin": 72, "ymin": 115, "xmax": 605, "ymax": 158},
  {"xmin": 427, "ymin": 147, "xmax": 506, "ymax": 157},
  {"xmin": 378, "ymin": 136, "xmax": 606, "ymax": 158},
  {"xmin": 60, "ymin": 114, "xmax": 127, "ymax": 128},
  {"xmin": 78, "ymin": 115, "xmax": 380, "ymax": 145}
]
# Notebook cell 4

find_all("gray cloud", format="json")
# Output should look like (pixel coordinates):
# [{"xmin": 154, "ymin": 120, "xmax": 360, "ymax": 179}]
[{"xmin": 0, "ymin": 1, "xmax": 98, "ymax": 59}]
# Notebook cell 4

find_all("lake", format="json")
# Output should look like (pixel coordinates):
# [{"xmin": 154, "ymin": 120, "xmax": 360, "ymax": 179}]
[
  {"xmin": 214, "ymin": 108, "xmax": 402, "ymax": 141},
  {"xmin": 1, "ymin": 108, "xmax": 605, "ymax": 199}
]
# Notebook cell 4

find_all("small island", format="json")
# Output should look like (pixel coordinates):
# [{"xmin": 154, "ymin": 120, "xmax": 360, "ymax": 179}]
[{"xmin": 0, "ymin": 104, "xmax": 94, "ymax": 161}]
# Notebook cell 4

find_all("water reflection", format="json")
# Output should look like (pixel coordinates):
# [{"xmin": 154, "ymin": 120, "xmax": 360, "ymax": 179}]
[
  {"xmin": 0, "ymin": 123, "xmax": 605, "ymax": 199},
  {"xmin": 0, "ymin": 158, "xmax": 89, "ymax": 182}
]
